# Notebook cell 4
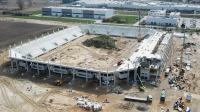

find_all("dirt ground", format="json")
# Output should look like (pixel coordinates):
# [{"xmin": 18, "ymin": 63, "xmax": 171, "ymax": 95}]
[
  {"xmin": 39, "ymin": 35, "xmax": 139, "ymax": 71},
  {"xmin": 149, "ymin": 33, "xmax": 200, "ymax": 112},
  {"xmin": 0, "ymin": 0, "xmax": 60, "ymax": 11},
  {"xmin": 171, "ymin": 33, "xmax": 200, "ymax": 94},
  {"xmin": 0, "ymin": 21, "xmax": 60, "ymax": 49}
]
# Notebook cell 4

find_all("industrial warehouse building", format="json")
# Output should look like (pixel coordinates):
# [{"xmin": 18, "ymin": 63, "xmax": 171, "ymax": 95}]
[
  {"xmin": 42, "ymin": 7, "xmax": 114, "ymax": 19},
  {"xmin": 62, "ymin": 0, "xmax": 78, "ymax": 4},
  {"xmin": 144, "ymin": 10, "xmax": 181, "ymax": 27},
  {"xmin": 9, "ymin": 25, "xmax": 172, "ymax": 86},
  {"xmin": 75, "ymin": 0, "xmax": 200, "ymax": 13}
]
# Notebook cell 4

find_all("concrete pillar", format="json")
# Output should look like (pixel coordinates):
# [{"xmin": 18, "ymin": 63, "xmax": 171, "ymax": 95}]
[
  {"xmin": 48, "ymin": 64, "xmax": 51, "ymax": 78},
  {"xmin": 11, "ymin": 59, "xmax": 14, "ymax": 71},
  {"xmin": 60, "ymin": 66, "xmax": 63, "ymax": 79},
  {"xmin": 156, "ymin": 68, "xmax": 159, "ymax": 81},
  {"xmin": 72, "ymin": 69, "xmax": 75, "ymax": 80},
  {"xmin": 106, "ymin": 72, "xmax": 109, "ymax": 87},
  {"xmin": 86, "ymin": 70, "xmax": 88, "ymax": 82},
  {"xmin": 113, "ymin": 73, "xmax": 116, "ymax": 86},
  {"xmin": 99, "ymin": 72, "xmax": 101, "ymax": 87},
  {"xmin": 16, "ymin": 60, "xmax": 19, "ymax": 71},
  {"xmin": 37, "ymin": 62, "xmax": 40, "ymax": 75},
  {"xmin": 59, "ymin": 54, "xmax": 62, "ymax": 79},
  {"xmin": 127, "ymin": 64, "xmax": 130, "ymax": 84},
  {"xmin": 127, "ymin": 72, "xmax": 130, "ymax": 84},
  {"xmin": 26, "ymin": 61, "xmax": 29, "ymax": 72},
  {"xmin": 134, "ymin": 69, "xmax": 137, "ymax": 84}
]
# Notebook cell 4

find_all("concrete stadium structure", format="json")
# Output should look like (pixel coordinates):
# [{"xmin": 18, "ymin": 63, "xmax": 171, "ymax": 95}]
[
  {"xmin": 42, "ymin": 7, "xmax": 114, "ymax": 19},
  {"xmin": 74, "ymin": 0, "xmax": 200, "ymax": 13},
  {"xmin": 9, "ymin": 25, "xmax": 172, "ymax": 86}
]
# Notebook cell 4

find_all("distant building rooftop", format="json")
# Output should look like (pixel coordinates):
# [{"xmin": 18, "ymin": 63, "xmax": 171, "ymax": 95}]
[
  {"xmin": 169, "ymin": 12, "xmax": 181, "ymax": 18},
  {"xmin": 44, "ymin": 6, "xmax": 113, "ymax": 11},
  {"xmin": 148, "ymin": 10, "xmax": 167, "ymax": 17}
]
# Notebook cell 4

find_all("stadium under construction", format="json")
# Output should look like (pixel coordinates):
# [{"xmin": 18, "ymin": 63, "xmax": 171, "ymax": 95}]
[{"xmin": 9, "ymin": 24, "xmax": 172, "ymax": 86}]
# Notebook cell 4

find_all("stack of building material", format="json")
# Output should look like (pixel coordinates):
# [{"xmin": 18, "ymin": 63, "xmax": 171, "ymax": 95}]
[{"xmin": 75, "ymin": 96, "xmax": 102, "ymax": 111}]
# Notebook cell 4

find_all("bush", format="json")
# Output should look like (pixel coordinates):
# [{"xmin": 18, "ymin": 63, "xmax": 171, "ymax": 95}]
[
  {"xmin": 82, "ymin": 35, "xmax": 117, "ymax": 50},
  {"xmin": 103, "ymin": 15, "xmax": 138, "ymax": 24},
  {"xmin": 103, "ymin": 16, "xmax": 127, "ymax": 24}
]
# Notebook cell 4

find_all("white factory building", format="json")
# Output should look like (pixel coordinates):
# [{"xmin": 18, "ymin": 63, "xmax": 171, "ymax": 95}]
[
  {"xmin": 144, "ymin": 10, "xmax": 181, "ymax": 27},
  {"xmin": 74, "ymin": 0, "xmax": 200, "ymax": 13},
  {"xmin": 42, "ymin": 6, "xmax": 114, "ymax": 19}
]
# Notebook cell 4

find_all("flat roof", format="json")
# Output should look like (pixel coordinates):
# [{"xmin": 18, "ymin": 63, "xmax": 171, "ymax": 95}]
[
  {"xmin": 44, "ymin": 6, "xmax": 113, "ymax": 11},
  {"xmin": 170, "ymin": 12, "xmax": 181, "ymax": 16},
  {"xmin": 149, "ymin": 10, "xmax": 166, "ymax": 13},
  {"xmin": 78, "ymin": 0, "xmax": 200, "ymax": 9}
]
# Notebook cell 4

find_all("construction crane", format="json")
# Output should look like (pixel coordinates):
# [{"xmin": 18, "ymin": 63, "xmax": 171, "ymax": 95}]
[
  {"xmin": 128, "ymin": 58, "xmax": 145, "ymax": 91},
  {"xmin": 179, "ymin": 23, "xmax": 186, "ymax": 76},
  {"xmin": 137, "ymin": 10, "xmax": 143, "ymax": 42}
]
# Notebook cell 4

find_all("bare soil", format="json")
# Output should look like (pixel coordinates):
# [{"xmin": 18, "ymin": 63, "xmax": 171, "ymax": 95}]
[
  {"xmin": 38, "ymin": 35, "xmax": 139, "ymax": 71},
  {"xmin": 0, "ymin": 21, "xmax": 59, "ymax": 49}
]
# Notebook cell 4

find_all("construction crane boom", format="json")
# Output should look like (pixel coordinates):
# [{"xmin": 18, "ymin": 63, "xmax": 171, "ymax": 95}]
[{"xmin": 179, "ymin": 23, "xmax": 186, "ymax": 76}]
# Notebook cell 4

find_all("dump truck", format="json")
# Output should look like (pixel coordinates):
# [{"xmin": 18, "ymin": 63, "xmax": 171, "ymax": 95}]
[{"xmin": 124, "ymin": 95, "xmax": 153, "ymax": 103}]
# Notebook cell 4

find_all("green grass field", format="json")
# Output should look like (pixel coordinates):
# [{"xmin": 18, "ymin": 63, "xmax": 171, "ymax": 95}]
[
  {"xmin": 116, "ymin": 10, "xmax": 148, "ymax": 16},
  {"xmin": 103, "ymin": 15, "xmax": 138, "ymax": 24},
  {"xmin": 30, "ymin": 10, "xmax": 42, "ymax": 15},
  {"xmin": 11, "ymin": 15, "xmax": 95, "ymax": 24},
  {"xmin": 83, "ymin": 35, "xmax": 117, "ymax": 50}
]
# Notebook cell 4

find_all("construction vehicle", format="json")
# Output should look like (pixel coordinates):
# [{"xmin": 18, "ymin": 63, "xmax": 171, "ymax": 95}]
[
  {"xmin": 137, "ymin": 74, "xmax": 145, "ymax": 91},
  {"xmin": 160, "ymin": 89, "xmax": 166, "ymax": 103},
  {"xmin": 164, "ymin": 67, "xmax": 171, "ymax": 77},
  {"xmin": 124, "ymin": 95, "xmax": 153, "ymax": 103},
  {"xmin": 138, "ymin": 83, "xmax": 145, "ymax": 91},
  {"xmin": 54, "ymin": 79, "xmax": 65, "ymax": 86},
  {"xmin": 186, "ymin": 93, "xmax": 192, "ymax": 102},
  {"xmin": 173, "ymin": 97, "xmax": 185, "ymax": 111},
  {"xmin": 149, "ymin": 81, "xmax": 159, "ymax": 87}
]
